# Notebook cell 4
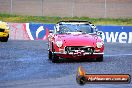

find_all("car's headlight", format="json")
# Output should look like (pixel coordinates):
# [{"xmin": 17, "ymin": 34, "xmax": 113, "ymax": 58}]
[
  {"xmin": 56, "ymin": 40, "xmax": 63, "ymax": 47},
  {"xmin": 96, "ymin": 41, "xmax": 104, "ymax": 48}
]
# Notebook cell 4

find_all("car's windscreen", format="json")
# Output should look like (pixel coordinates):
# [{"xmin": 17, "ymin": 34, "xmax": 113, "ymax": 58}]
[{"xmin": 57, "ymin": 24, "xmax": 94, "ymax": 34}]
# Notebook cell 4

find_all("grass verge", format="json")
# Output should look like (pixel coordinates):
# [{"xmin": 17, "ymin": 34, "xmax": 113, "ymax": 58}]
[{"xmin": 0, "ymin": 13, "xmax": 132, "ymax": 25}]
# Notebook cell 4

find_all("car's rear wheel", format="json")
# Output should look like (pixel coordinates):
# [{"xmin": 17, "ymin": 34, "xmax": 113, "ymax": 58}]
[
  {"xmin": 96, "ymin": 55, "xmax": 103, "ymax": 62},
  {"xmin": 1, "ymin": 35, "xmax": 9, "ymax": 42}
]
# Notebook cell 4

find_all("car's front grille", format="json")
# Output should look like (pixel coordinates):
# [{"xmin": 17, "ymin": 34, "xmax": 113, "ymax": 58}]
[
  {"xmin": 65, "ymin": 46, "xmax": 94, "ymax": 54},
  {"xmin": 0, "ymin": 28, "xmax": 5, "ymax": 32}
]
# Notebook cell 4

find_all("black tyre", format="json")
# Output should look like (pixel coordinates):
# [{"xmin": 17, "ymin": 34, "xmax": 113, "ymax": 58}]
[
  {"xmin": 1, "ymin": 35, "xmax": 9, "ymax": 42},
  {"xmin": 51, "ymin": 53, "xmax": 60, "ymax": 63},
  {"xmin": 50, "ymin": 42, "xmax": 60, "ymax": 63},
  {"xmin": 48, "ymin": 50, "xmax": 52, "ymax": 60},
  {"xmin": 96, "ymin": 55, "xmax": 103, "ymax": 62}
]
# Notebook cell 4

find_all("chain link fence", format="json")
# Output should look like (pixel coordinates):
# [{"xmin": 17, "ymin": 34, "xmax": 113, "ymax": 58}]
[{"xmin": 0, "ymin": 0, "xmax": 132, "ymax": 18}]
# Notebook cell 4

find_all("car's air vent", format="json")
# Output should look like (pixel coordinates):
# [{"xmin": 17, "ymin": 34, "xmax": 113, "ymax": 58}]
[{"xmin": 65, "ymin": 46, "xmax": 94, "ymax": 53}]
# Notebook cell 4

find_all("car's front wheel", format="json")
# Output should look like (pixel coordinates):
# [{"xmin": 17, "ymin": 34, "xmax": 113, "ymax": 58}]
[
  {"xmin": 48, "ymin": 50, "xmax": 52, "ymax": 60},
  {"xmin": 51, "ymin": 53, "xmax": 60, "ymax": 63},
  {"xmin": 96, "ymin": 55, "xmax": 103, "ymax": 62}
]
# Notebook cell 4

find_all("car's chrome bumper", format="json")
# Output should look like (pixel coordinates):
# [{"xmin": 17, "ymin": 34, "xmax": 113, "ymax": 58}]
[
  {"xmin": 52, "ymin": 52, "xmax": 103, "ymax": 59},
  {"xmin": 53, "ymin": 52, "xmax": 104, "ymax": 55}
]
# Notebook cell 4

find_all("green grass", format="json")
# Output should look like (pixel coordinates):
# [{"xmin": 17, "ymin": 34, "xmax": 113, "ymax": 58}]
[{"xmin": 0, "ymin": 13, "xmax": 132, "ymax": 25}]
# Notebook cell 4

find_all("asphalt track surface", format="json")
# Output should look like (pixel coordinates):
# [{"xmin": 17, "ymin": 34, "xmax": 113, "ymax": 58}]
[{"xmin": 0, "ymin": 40, "xmax": 132, "ymax": 88}]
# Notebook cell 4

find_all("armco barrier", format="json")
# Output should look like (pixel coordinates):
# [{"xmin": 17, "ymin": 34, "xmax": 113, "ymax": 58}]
[{"xmin": 9, "ymin": 23, "xmax": 132, "ymax": 43}]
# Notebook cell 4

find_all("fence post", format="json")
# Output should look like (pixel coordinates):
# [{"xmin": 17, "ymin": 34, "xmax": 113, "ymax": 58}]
[
  {"xmin": 42, "ymin": 0, "xmax": 44, "ymax": 16},
  {"xmin": 104, "ymin": 0, "xmax": 107, "ymax": 18},
  {"xmin": 72, "ymin": 0, "xmax": 75, "ymax": 17},
  {"xmin": 10, "ymin": 0, "xmax": 13, "ymax": 14}
]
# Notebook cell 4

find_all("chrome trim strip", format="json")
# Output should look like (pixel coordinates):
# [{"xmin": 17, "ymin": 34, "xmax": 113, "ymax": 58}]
[{"xmin": 53, "ymin": 52, "xmax": 104, "ymax": 55}]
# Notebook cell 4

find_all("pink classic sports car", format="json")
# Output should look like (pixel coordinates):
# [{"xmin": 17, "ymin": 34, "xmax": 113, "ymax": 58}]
[{"xmin": 48, "ymin": 21, "xmax": 104, "ymax": 63}]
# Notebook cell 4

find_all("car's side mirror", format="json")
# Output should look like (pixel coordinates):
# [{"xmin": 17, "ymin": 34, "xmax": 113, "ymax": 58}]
[
  {"xmin": 49, "ymin": 30, "xmax": 54, "ymax": 33},
  {"xmin": 97, "ymin": 31, "xmax": 103, "ymax": 37},
  {"xmin": 97, "ymin": 31, "xmax": 102, "ymax": 35}
]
